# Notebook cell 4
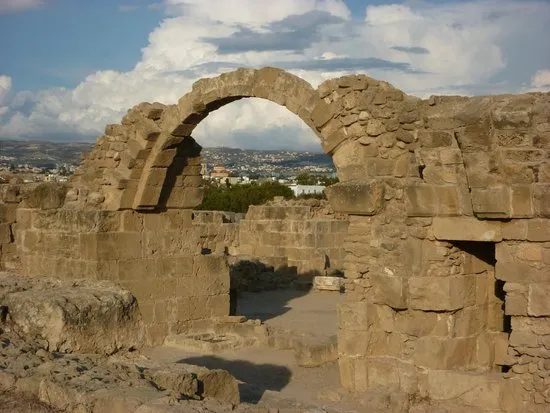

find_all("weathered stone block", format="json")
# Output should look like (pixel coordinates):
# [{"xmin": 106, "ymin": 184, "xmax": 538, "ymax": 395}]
[
  {"xmin": 528, "ymin": 282, "xmax": 550, "ymax": 316},
  {"xmin": 325, "ymin": 180, "xmax": 384, "ymax": 215},
  {"xmin": 433, "ymin": 217, "xmax": 502, "ymax": 241},
  {"xmin": 408, "ymin": 275, "xmax": 475, "ymax": 311},
  {"xmin": 370, "ymin": 274, "xmax": 407, "ymax": 309},
  {"xmin": 527, "ymin": 219, "xmax": 550, "ymax": 241},
  {"xmin": 81, "ymin": 232, "xmax": 142, "ymax": 260},
  {"xmin": 338, "ymin": 301, "xmax": 370, "ymax": 331},
  {"xmin": 503, "ymin": 282, "xmax": 528, "ymax": 315},
  {"xmin": 414, "ymin": 336, "xmax": 477, "ymax": 369},
  {"xmin": 426, "ymin": 370, "xmax": 501, "ymax": 410},
  {"xmin": 472, "ymin": 187, "xmax": 511, "ymax": 218},
  {"xmin": 534, "ymin": 184, "xmax": 550, "ymax": 217}
]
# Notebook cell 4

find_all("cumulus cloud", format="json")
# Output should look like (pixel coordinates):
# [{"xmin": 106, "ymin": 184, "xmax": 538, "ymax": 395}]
[
  {"xmin": 0, "ymin": 0, "xmax": 44, "ymax": 14},
  {"xmin": 0, "ymin": 0, "xmax": 549, "ymax": 149},
  {"xmin": 531, "ymin": 69, "xmax": 550, "ymax": 89},
  {"xmin": 0, "ymin": 75, "xmax": 11, "ymax": 117}
]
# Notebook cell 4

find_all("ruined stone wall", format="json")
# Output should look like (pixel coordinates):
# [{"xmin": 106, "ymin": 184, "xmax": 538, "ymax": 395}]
[
  {"xmin": 239, "ymin": 200, "xmax": 349, "ymax": 275},
  {"xmin": 191, "ymin": 210, "xmax": 242, "ymax": 255},
  {"xmin": 10, "ymin": 67, "xmax": 550, "ymax": 410},
  {"xmin": 316, "ymin": 75, "xmax": 549, "ymax": 410},
  {"xmin": 16, "ymin": 208, "xmax": 229, "ymax": 346},
  {"xmin": 0, "ymin": 185, "xmax": 20, "ymax": 272}
]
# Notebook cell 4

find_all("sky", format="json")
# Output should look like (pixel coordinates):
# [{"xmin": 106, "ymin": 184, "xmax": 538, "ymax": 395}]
[{"xmin": 0, "ymin": 0, "xmax": 549, "ymax": 151}]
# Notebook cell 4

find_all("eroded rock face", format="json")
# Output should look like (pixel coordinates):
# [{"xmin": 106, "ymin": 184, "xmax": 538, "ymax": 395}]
[
  {"xmin": 0, "ymin": 273, "xmax": 144, "ymax": 354},
  {"xmin": 0, "ymin": 331, "xmax": 242, "ymax": 412}
]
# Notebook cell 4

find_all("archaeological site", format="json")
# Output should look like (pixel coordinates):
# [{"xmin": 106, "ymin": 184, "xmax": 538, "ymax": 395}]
[{"xmin": 0, "ymin": 67, "xmax": 549, "ymax": 413}]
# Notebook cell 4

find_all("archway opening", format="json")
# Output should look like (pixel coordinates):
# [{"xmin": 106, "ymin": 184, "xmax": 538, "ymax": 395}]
[{"xmin": 153, "ymin": 96, "xmax": 348, "ymax": 405}]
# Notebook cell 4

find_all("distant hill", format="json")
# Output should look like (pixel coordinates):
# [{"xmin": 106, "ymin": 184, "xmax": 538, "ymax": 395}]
[
  {"xmin": 0, "ymin": 139, "xmax": 93, "ymax": 168},
  {"xmin": 0, "ymin": 139, "xmax": 335, "ymax": 176}
]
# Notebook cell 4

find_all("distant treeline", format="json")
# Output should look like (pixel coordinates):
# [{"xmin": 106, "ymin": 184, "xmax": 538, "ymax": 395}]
[{"xmin": 198, "ymin": 173, "xmax": 337, "ymax": 213}]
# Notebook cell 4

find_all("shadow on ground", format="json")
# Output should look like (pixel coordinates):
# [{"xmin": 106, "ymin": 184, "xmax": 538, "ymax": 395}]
[
  {"xmin": 230, "ymin": 258, "xmax": 325, "ymax": 322},
  {"xmin": 178, "ymin": 355, "xmax": 292, "ymax": 403}
]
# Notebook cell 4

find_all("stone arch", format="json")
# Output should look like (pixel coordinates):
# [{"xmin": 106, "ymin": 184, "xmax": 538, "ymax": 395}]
[
  {"xmin": 70, "ymin": 67, "xmax": 351, "ymax": 210},
  {"xmin": 70, "ymin": 67, "xmax": 414, "ymax": 212},
  {"xmin": 132, "ymin": 67, "xmax": 326, "ymax": 211}
]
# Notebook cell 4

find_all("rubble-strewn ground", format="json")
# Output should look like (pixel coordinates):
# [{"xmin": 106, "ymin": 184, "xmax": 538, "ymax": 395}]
[
  {"xmin": 0, "ymin": 391, "xmax": 60, "ymax": 413},
  {"xmin": 0, "ymin": 276, "xmax": 490, "ymax": 413}
]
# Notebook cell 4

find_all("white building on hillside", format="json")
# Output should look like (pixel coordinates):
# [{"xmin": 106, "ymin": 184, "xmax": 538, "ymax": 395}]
[{"xmin": 288, "ymin": 184, "xmax": 325, "ymax": 197}]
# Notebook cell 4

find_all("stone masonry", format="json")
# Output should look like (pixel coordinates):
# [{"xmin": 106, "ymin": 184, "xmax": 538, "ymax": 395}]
[
  {"xmin": 6, "ymin": 67, "xmax": 550, "ymax": 411},
  {"xmin": 239, "ymin": 199, "xmax": 349, "ymax": 275}
]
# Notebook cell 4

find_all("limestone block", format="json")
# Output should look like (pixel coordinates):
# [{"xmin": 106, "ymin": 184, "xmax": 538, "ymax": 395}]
[
  {"xmin": 0, "ymin": 222, "xmax": 12, "ymax": 244},
  {"xmin": 433, "ymin": 216, "xmax": 502, "ymax": 241},
  {"xmin": 503, "ymin": 282, "xmax": 528, "ymax": 315},
  {"xmin": 426, "ymin": 371, "xmax": 502, "ymax": 410},
  {"xmin": 313, "ymin": 276, "xmax": 344, "ymax": 291},
  {"xmin": 418, "ymin": 130, "xmax": 454, "ymax": 148},
  {"xmin": 405, "ymin": 184, "xmax": 463, "ymax": 217},
  {"xmin": 534, "ymin": 184, "xmax": 550, "ymax": 217},
  {"xmin": 338, "ymin": 301, "xmax": 371, "ymax": 331},
  {"xmin": 496, "ymin": 262, "xmax": 548, "ymax": 283},
  {"xmin": 365, "ymin": 357, "xmax": 419, "ymax": 394},
  {"xmin": 325, "ymin": 180, "xmax": 384, "ymax": 215},
  {"xmin": 452, "ymin": 305, "xmax": 488, "ymax": 337},
  {"xmin": 0, "ymin": 275, "xmax": 144, "ymax": 354},
  {"xmin": 394, "ymin": 310, "xmax": 450, "ymax": 337},
  {"xmin": 527, "ymin": 219, "xmax": 550, "ymax": 241},
  {"xmin": 502, "ymin": 220, "xmax": 528, "ymax": 240},
  {"xmin": 408, "ymin": 275, "xmax": 475, "ymax": 311},
  {"xmin": 528, "ymin": 282, "xmax": 550, "ymax": 316},
  {"xmin": 22, "ymin": 183, "xmax": 67, "ymax": 210},
  {"xmin": 310, "ymin": 100, "xmax": 334, "ymax": 129},
  {"xmin": 370, "ymin": 274, "xmax": 407, "ymax": 309},
  {"xmin": 472, "ymin": 186, "xmax": 511, "ymax": 218},
  {"xmin": 81, "ymin": 232, "xmax": 142, "ymax": 260},
  {"xmin": 414, "ymin": 336, "xmax": 477, "ymax": 369},
  {"xmin": 322, "ymin": 127, "xmax": 348, "ymax": 153},
  {"xmin": 511, "ymin": 185, "xmax": 535, "ymax": 218},
  {"xmin": 134, "ymin": 117, "xmax": 161, "ymax": 142},
  {"xmin": 164, "ymin": 187, "xmax": 204, "ymax": 209}
]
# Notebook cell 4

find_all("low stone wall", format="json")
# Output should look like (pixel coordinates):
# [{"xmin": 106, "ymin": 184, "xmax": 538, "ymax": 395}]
[
  {"xmin": 239, "ymin": 200, "xmax": 349, "ymax": 275},
  {"xmin": 16, "ymin": 208, "xmax": 229, "ymax": 346}
]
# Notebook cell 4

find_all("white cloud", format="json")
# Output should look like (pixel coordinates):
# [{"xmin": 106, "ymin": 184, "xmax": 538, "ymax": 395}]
[
  {"xmin": 0, "ymin": 0, "xmax": 43, "ymax": 14},
  {"xmin": 0, "ymin": 0, "xmax": 548, "ymax": 148},
  {"xmin": 0, "ymin": 75, "xmax": 11, "ymax": 118},
  {"xmin": 531, "ymin": 69, "xmax": 550, "ymax": 88}
]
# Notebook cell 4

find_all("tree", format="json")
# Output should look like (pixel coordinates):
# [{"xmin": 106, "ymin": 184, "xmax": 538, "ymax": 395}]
[
  {"xmin": 295, "ymin": 173, "xmax": 317, "ymax": 185},
  {"xmin": 198, "ymin": 181, "xmax": 294, "ymax": 213}
]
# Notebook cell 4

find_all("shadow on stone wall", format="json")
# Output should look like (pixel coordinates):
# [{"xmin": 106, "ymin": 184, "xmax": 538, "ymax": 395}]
[{"xmin": 178, "ymin": 355, "xmax": 292, "ymax": 404}]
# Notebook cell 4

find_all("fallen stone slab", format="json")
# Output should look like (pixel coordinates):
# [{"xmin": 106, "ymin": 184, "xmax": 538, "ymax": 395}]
[
  {"xmin": 312, "ymin": 276, "xmax": 344, "ymax": 292},
  {"xmin": 0, "ymin": 273, "xmax": 144, "ymax": 355}
]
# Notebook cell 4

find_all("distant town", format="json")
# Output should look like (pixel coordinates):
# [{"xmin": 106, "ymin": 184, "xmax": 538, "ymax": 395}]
[{"xmin": 0, "ymin": 139, "xmax": 337, "ymax": 194}]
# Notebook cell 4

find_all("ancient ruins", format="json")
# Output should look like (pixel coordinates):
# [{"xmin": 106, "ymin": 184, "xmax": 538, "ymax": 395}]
[{"xmin": 0, "ymin": 67, "xmax": 549, "ymax": 412}]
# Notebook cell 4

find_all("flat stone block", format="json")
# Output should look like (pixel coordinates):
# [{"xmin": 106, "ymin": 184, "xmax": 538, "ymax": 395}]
[
  {"xmin": 433, "ymin": 216, "xmax": 502, "ymax": 241},
  {"xmin": 313, "ymin": 276, "xmax": 344, "ymax": 291},
  {"xmin": 414, "ymin": 336, "xmax": 477, "ymax": 370},
  {"xmin": 426, "ymin": 370, "xmax": 502, "ymax": 410},
  {"xmin": 528, "ymin": 282, "xmax": 550, "ymax": 316},
  {"xmin": 471, "ymin": 187, "xmax": 511, "ymax": 219},
  {"xmin": 325, "ymin": 180, "xmax": 384, "ymax": 215},
  {"xmin": 409, "ymin": 275, "xmax": 475, "ymax": 311}
]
